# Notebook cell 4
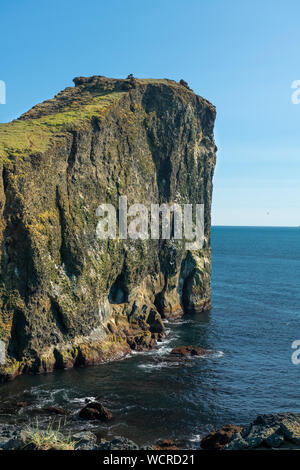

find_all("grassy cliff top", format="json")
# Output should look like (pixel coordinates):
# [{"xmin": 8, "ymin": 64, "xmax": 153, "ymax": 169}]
[
  {"xmin": 0, "ymin": 75, "xmax": 210, "ymax": 163},
  {"xmin": 0, "ymin": 87, "xmax": 126, "ymax": 162}
]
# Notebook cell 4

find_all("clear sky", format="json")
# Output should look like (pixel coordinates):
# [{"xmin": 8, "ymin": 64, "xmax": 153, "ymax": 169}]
[{"xmin": 1, "ymin": 0, "xmax": 299, "ymax": 226}]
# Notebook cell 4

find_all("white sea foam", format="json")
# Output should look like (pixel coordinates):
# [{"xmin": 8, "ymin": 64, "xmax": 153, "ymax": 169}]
[
  {"xmin": 137, "ymin": 361, "xmax": 183, "ymax": 371},
  {"xmin": 168, "ymin": 319, "xmax": 194, "ymax": 325},
  {"xmin": 189, "ymin": 434, "xmax": 201, "ymax": 442},
  {"xmin": 212, "ymin": 350, "xmax": 224, "ymax": 358},
  {"xmin": 72, "ymin": 396, "xmax": 96, "ymax": 404}
]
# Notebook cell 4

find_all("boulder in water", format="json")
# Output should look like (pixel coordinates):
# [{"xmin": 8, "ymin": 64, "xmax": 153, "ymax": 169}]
[
  {"xmin": 79, "ymin": 402, "xmax": 113, "ymax": 421},
  {"xmin": 171, "ymin": 345, "xmax": 211, "ymax": 357}
]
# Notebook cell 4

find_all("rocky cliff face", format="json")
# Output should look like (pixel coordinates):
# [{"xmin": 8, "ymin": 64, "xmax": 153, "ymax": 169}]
[{"xmin": 0, "ymin": 76, "xmax": 216, "ymax": 381}]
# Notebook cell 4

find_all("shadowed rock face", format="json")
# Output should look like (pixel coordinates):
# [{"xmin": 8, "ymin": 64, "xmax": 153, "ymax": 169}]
[{"xmin": 0, "ymin": 75, "xmax": 217, "ymax": 381}]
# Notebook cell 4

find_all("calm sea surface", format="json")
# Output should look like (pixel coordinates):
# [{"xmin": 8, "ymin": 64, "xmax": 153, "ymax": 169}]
[{"xmin": 1, "ymin": 227, "xmax": 300, "ymax": 447}]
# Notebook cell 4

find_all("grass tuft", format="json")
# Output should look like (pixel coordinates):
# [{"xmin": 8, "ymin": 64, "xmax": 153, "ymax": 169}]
[{"xmin": 23, "ymin": 418, "xmax": 75, "ymax": 450}]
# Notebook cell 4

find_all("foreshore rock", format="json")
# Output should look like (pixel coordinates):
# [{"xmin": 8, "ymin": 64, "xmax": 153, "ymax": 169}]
[
  {"xmin": 3, "ymin": 412, "xmax": 300, "ymax": 450},
  {"xmin": 154, "ymin": 439, "xmax": 183, "ymax": 450},
  {"xmin": 201, "ymin": 413, "xmax": 300, "ymax": 450},
  {"xmin": 171, "ymin": 345, "xmax": 212, "ymax": 357},
  {"xmin": 201, "ymin": 425, "xmax": 242, "ymax": 450},
  {"xmin": 78, "ymin": 401, "xmax": 113, "ymax": 421},
  {"xmin": 0, "ymin": 75, "xmax": 216, "ymax": 381},
  {"xmin": 0, "ymin": 423, "xmax": 142, "ymax": 450}
]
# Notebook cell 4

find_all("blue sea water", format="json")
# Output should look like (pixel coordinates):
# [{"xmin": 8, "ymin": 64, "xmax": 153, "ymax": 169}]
[{"xmin": 1, "ymin": 226, "xmax": 300, "ymax": 447}]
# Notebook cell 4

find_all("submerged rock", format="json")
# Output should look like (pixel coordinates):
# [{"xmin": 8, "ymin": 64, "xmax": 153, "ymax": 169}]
[
  {"xmin": 170, "ymin": 345, "xmax": 212, "ymax": 357},
  {"xmin": 40, "ymin": 406, "xmax": 68, "ymax": 415},
  {"xmin": 79, "ymin": 401, "xmax": 113, "ymax": 421}
]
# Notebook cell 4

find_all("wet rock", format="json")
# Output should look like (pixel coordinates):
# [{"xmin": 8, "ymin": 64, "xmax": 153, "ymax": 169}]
[
  {"xmin": 224, "ymin": 433, "xmax": 249, "ymax": 450},
  {"xmin": 73, "ymin": 431, "xmax": 97, "ymax": 450},
  {"xmin": 127, "ymin": 330, "xmax": 157, "ymax": 351},
  {"xmin": 171, "ymin": 346, "xmax": 212, "ymax": 357},
  {"xmin": 2, "ymin": 438, "xmax": 25, "ymax": 450},
  {"xmin": 242, "ymin": 424, "xmax": 280, "ymax": 448},
  {"xmin": 201, "ymin": 425, "xmax": 242, "ymax": 450},
  {"xmin": 155, "ymin": 439, "xmax": 180, "ymax": 450},
  {"xmin": 79, "ymin": 402, "xmax": 113, "ymax": 421},
  {"xmin": 0, "ymin": 424, "xmax": 24, "ymax": 450},
  {"xmin": 16, "ymin": 402, "xmax": 30, "ymax": 408},
  {"xmin": 42, "ymin": 407, "xmax": 68, "ymax": 415},
  {"xmin": 253, "ymin": 413, "xmax": 300, "ymax": 445},
  {"xmin": 97, "ymin": 436, "xmax": 139, "ymax": 450},
  {"xmin": 264, "ymin": 432, "xmax": 285, "ymax": 448},
  {"xmin": 208, "ymin": 413, "xmax": 300, "ymax": 450},
  {"xmin": 147, "ymin": 310, "xmax": 165, "ymax": 334}
]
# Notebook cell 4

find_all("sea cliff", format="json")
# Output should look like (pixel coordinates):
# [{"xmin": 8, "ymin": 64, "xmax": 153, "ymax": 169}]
[{"xmin": 0, "ymin": 75, "xmax": 216, "ymax": 381}]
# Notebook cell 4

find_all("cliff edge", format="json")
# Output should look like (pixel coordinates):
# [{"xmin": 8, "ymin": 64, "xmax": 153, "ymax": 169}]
[{"xmin": 0, "ymin": 75, "xmax": 216, "ymax": 381}]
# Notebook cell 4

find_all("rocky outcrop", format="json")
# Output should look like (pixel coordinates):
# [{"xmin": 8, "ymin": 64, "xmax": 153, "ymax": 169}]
[
  {"xmin": 0, "ymin": 75, "xmax": 216, "ymax": 381},
  {"xmin": 154, "ymin": 439, "xmax": 183, "ymax": 450},
  {"xmin": 78, "ymin": 401, "xmax": 113, "ymax": 421},
  {"xmin": 201, "ymin": 413, "xmax": 300, "ymax": 450},
  {"xmin": 201, "ymin": 425, "xmax": 242, "ymax": 450},
  {"xmin": 170, "ymin": 345, "xmax": 212, "ymax": 357}
]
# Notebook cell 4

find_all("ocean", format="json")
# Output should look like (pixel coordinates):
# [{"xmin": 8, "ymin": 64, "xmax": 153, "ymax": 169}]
[{"xmin": 0, "ymin": 226, "xmax": 299, "ymax": 448}]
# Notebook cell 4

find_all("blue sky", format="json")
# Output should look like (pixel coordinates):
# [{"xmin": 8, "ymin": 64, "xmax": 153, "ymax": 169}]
[{"xmin": 1, "ymin": 0, "xmax": 299, "ymax": 226}]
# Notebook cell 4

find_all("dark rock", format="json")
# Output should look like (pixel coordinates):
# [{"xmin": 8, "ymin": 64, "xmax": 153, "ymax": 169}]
[
  {"xmin": 179, "ymin": 79, "xmax": 192, "ymax": 91},
  {"xmin": 224, "ymin": 432, "xmax": 249, "ymax": 450},
  {"xmin": 0, "ymin": 425, "xmax": 24, "ymax": 450},
  {"xmin": 79, "ymin": 402, "xmax": 113, "ymax": 422},
  {"xmin": 147, "ymin": 309, "xmax": 165, "ymax": 334},
  {"xmin": 209, "ymin": 413, "xmax": 300, "ymax": 450},
  {"xmin": 171, "ymin": 345, "xmax": 212, "ymax": 357},
  {"xmin": 155, "ymin": 439, "xmax": 180, "ymax": 450},
  {"xmin": 2, "ymin": 438, "xmax": 25, "ymax": 450},
  {"xmin": 251, "ymin": 413, "xmax": 300, "ymax": 445},
  {"xmin": 16, "ymin": 401, "xmax": 30, "ymax": 408},
  {"xmin": 97, "ymin": 436, "xmax": 139, "ymax": 450},
  {"xmin": 201, "ymin": 425, "xmax": 242, "ymax": 450},
  {"xmin": 264, "ymin": 432, "xmax": 285, "ymax": 448},
  {"xmin": 73, "ymin": 431, "xmax": 97, "ymax": 450},
  {"xmin": 127, "ymin": 330, "xmax": 157, "ymax": 351}
]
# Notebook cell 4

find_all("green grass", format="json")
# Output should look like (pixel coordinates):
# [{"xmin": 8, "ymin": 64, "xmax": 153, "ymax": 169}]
[
  {"xmin": 0, "ymin": 90, "xmax": 125, "ymax": 162},
  {"xmin": 23, "ymin": 418, "xmax": 75, "ymax": 450}
]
